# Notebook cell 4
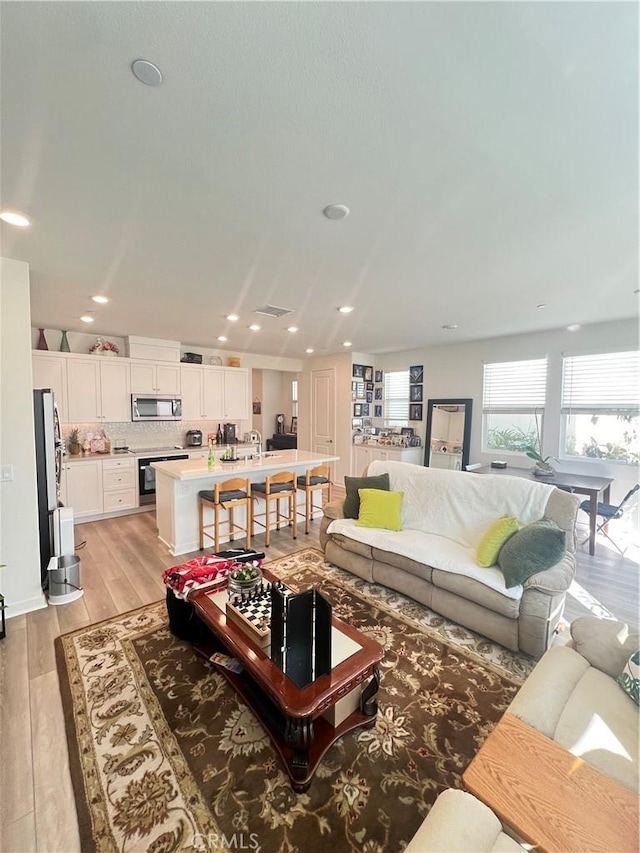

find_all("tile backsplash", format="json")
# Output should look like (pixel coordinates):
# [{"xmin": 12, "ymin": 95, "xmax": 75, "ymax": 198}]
[{"xmin": 61, "ymin": 420, "xmax": 244, "ymax": 451}]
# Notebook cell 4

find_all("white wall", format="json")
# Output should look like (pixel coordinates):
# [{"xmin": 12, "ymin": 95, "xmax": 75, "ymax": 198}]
[
  {"xmin": 2, "ymin": 259, "xmax": 46, "ymax": 616},
  {"xmin": 376, "ymin": 319, "xmax": 639, "ymax": 503}
]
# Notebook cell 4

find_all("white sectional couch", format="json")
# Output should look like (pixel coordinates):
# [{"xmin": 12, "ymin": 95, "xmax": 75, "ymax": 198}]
[{"xmin": 320, "ymin": 461, "xmax": 580, "ymax": 657}]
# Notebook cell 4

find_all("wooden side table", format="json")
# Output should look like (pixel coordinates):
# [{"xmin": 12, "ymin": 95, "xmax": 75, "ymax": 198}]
[{"xmin": 463, "ymin": 713, "xmax": 638, "ymax": 853}]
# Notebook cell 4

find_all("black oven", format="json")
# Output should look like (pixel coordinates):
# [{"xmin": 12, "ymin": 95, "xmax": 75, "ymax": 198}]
[{"xmin": 138, "ymin": 454, "xmax": 189, "ymax": 505}]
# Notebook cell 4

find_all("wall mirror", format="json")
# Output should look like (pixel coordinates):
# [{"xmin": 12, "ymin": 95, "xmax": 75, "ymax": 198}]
[{"xmin": 423, "ymin": 399, "xmax": 473, "ymax": 471}]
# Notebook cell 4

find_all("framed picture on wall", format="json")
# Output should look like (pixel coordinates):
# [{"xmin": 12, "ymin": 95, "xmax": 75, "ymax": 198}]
[
  {"xmin": 366, "ymin": 381, "xmax": 374, "ymax": 391},
  {"xmin": 354, "ymin": 404, "xmax": 362, "ymax": 417},
  {"xmin": 364, "ymin": 366, "xmax": 373, "ymax": 382},
  {"xmin": 410, "ymin": 384, "xmax": 423, "ymax": 402},
  {"xmin": 374, "ymin": 405, "xmax": 383, "ymax": 418},
  {"xmin": 362, "ymin": 403, "xmax": 370, "ymax": 416},
  {"xmin": 409, "ymin": 365, "xmax": 424, "ymax": 384},
  {"xmin": 409, "ymin": 403, "xmax": 423, "ymax": 421},
  {"xmin": 374, "ymin": 387, "xmax": 383, "ymax": 400},
  {"xmin": 290, "ymin": 417, "xmax": 298, "ymax": 434},
  {"xmin": 356, "ymin": 381, "xmax": 365, "ymax": 399},
  {"xmin": 366, "ymin": 391, "xmax": 373, "ymax": 403},
  {"xmin": 375, "ymin": 370, "xmax": 383, "ymax": 383},
  {"xmin": 353, "ymin": 364, "xmax": 365, "ymax": 378}
]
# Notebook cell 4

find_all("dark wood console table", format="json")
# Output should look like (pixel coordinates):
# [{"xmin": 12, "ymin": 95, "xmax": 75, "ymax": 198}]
[
  {"xmin": 188, "ymin": 568, "xmax": 383, "ymax": 792},
  {"xmin": 267, "ymin": 433, "xmax": 297, "ymax": 451}
]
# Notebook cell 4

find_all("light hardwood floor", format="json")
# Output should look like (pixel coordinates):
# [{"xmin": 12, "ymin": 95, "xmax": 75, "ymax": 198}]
[{"xmin": 0, "ymin": 504, "xmax": 637, "ymax": 853}]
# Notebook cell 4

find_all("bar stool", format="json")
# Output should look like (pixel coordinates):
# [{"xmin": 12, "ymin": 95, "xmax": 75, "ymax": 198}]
[
  {"xmin": 198, "ymin": 477, "xmax": 252, "ymax": 552},
  {"xmin": 251, "ymin": 471, "xmax": 297, "ymax": 547},
  {"xmin": 296, "ymin": 465, "xmax": 332, "ymax": 534}
]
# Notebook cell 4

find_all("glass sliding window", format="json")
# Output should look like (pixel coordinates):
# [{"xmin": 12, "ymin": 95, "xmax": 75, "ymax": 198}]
[
  {"xmin": 482, "ymin": 358, "xmax": 547, "ymax": 453},
  {"xmin": 561, "ymin": 351, "xmax": 640, "ymax": 464},
  {"xmin": 384, "ymin": 370, "xmax": 410, "ymax": 427}
]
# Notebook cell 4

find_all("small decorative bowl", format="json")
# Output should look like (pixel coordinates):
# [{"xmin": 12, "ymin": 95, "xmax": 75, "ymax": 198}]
[{"xmin": 227, "ymin": 565, "xmax": 262, "ymax": 598}]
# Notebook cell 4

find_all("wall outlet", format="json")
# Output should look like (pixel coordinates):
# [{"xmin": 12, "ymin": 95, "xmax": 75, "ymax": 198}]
[{"xmin": 0, "ymin": 465, "xmax": 14, "ymax": 482}]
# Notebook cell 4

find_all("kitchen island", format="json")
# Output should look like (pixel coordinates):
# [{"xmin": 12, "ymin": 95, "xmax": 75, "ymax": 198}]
[{"xmin": 152, "ymin": 449, "xmax": 339, "ymax": 556}]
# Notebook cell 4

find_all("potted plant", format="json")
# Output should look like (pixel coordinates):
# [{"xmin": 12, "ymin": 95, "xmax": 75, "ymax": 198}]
[
  {"xmin": 68, "ymin": 428, "xmax": 82, "ymax": 456},
  {"xmin": 525, "ymin": 410, "xmax": 555, "ymax": 477}
]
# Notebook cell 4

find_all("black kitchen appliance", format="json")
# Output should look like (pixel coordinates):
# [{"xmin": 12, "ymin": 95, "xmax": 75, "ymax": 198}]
[
  {"xmin": 186, "ymin": 429, "xmax": 203, "ymax": 446},
  {"xmin": 138, "ymin": 452, "xmax": 189, "ymax": 505},
  {"xmin": 33, "ymin": 389, "xmax": 63, "ymax": 585},
  {"xmin": 223, "ymin": 423, "xmax": 237, "ymax": 444}
]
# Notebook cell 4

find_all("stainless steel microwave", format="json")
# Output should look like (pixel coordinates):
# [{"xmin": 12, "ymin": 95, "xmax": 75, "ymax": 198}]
[{"xmin": 131, "ymin": 395, "xmax": 182, "ymax": 421}]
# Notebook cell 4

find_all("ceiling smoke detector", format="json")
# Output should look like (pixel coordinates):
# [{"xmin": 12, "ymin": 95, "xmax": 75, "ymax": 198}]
[
  {"xmin": 131, "ymin": 59, "xmax": 163, "ymax": 87},
  {"xmin": 323, "ymin": 204, "xmax": 350, "ymax": 221},
  {"xmin": 253, "ymin": 304, "xmax": 294, "ymax": 318}
]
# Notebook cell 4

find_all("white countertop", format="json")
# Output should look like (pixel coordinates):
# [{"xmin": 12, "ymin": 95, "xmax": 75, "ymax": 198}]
[
  {"xmin": 63, "ymin": 443, "xmax": 255, "ymax": 463},
  {"xmin": 151, "ymin": 449, "xmax": 340, "ymax": 481}
]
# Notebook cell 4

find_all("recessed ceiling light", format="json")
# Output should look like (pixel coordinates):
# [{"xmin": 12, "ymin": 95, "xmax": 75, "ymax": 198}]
[
  {"xmin": 217, "ymin": 335, "xmax": 227, "ymax": 342},
  {"xmin": 442, "ymin": 324, "xmax": 458, "ymax": 330},
  {"xmin": 0, "ymin": 210, "xmax": 31, "ymax": 227},
  {"xmin": 305, "ymin": 348, "xmax": 314, "ymax": 354},
  {"xmin": 287, "ymin": 326, "xmax": 299, "ymax": 333},
  {"xmin": 91, "ymin": 295, "xmax": 109, "ymax": 304},
  {"xmin": 248, "ymin": 324, "xmax": 261, "ymax": 331},
  {"xmin": 342, "ymin": 341, "xmax": 352, "ymax": 347},
  {"xmin": 566, "ymin": 324, "xmax": 581, "ymax": 332},
  {"xmin": 80, "ymin": 315, "xmax": 95, "ymax": 323},
  {"xmin": 323, "ymin": 204, "xmax": 350, "ymax": 221},
  {"xmin": 226, "ymin": 314, "xmax": 239, "ymax": 322},
  {"xmin": 338, "ymin": 306, "xmax": 354, "ymax": 314},
  {"xmin": 536, "ymin": 303, "xmax": 547, "ymax": 309},
  {"xmin": 131, "ymin": 59, "xmax": 163, "ymax": 87}
]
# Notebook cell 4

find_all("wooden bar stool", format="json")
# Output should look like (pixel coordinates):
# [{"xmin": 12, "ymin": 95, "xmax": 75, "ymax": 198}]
[
  {"xmin": 251, "ymin": 471, "xmax": 297, "ymax": 547},
  {"xmin": 296, "ymin": 465, "xmax": 332, "ymax": 534},
  {"xmin": 198, "ymin": 477, "xmax": 252, "ymax": 552}
]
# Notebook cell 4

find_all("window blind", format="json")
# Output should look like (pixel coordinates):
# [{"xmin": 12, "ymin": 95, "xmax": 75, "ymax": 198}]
[
  {"xmin": 562, "ymin": 351, "xmax": 640, "ymax": 412},
  {"xmin": 482, "ymin": 358, "xmax": 547, "ymax": 410},
  {"xmin": 384, "ymin": 370, "xmax": 409, "ymax": 422}
]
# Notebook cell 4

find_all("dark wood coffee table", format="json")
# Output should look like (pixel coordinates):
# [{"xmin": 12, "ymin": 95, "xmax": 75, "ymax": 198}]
[{"xmin": 188, "ymin": 568, "xmax": 383, "ymax": 792}]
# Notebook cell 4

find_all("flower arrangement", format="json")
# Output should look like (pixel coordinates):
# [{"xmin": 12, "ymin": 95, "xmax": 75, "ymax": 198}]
[{"xmin": 90, "ymin": 337, "xmax": 119, "ymax": 355}]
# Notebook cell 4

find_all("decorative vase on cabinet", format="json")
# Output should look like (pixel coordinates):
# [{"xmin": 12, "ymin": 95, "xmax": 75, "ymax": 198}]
[
  {"xmin": 37, "ymin": 328, "xmax": 49, "ymax": 351},
  {"xmin": 60, "ymin": 330, "xmax": 71, "ymax": 353}
]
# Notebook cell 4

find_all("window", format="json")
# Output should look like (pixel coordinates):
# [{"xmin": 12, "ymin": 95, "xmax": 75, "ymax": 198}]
[
  {"xmin": 384, "ymin": 370, "xmax": 409, "ymax": 426},
  {"xmin": 482, "ymin": 358, "xmax": 547, "ymax": 453},
  {"xmin": 561, "ymin": 351, "xmax": 640, "ymax": 464},
  {"xmin": 291, "ymin": 379, "xmax": 298, "ymax": 418}
]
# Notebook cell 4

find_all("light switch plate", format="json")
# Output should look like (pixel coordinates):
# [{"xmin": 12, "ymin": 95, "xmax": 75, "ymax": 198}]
[{"xmin": 1, "ymin": 465, "xmax": 14, "ymax": 482}]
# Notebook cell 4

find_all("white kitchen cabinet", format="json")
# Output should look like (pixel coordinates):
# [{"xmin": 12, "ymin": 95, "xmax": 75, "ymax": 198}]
[
  {"xmin": 350, "ymin": 444, "xmax": 424, "ymax": 475},
  {"xmin": 67, "ymin": 357, "xmax": 130, "ymax": 423},
  {"xmin": 63, "ymin": 459, "xmax": 103, "ymax": 517},
  {"xmin": 130, "ymin": 362, "xmax": 180, "ymax": 395},
  {"xmin": 180, "ymin": 366, "xmax": 248, "ymax": 421},
  {"xmin": 32, "ymin": 352, "xmax": 69, "ymax": 421},
  {"xmin": 67, "ymin": 358, "xmax": 101, "ymax": 422},
  {"xmin": 102, "ymin": 456, "xmax": 136, "ymax": 511}
]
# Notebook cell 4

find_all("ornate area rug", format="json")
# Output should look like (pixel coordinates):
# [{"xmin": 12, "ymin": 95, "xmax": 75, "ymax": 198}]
[{"xmin": 56, "ymin": 548, "xmax": 528, "ymax": 853}]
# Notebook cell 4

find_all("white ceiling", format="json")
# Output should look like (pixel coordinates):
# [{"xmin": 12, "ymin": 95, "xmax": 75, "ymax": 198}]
[{"xmin": 1, "ymin": 2, "xmax": 637, "ymax": 358}]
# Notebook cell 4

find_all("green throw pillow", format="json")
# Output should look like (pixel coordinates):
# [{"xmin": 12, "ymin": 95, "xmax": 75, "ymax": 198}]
[
  {"xmin": 617, "ymin": 651, "xmax": 640, "ymax": 706},
  {"xmin": 476, "ymin": 517, "xmax": 520, "ymax": 567},
  {"xmin": 497, "ymin": 519, "xmax": 566, "ymax": 589},
  {"xmin": 343, "ymin": 473, "xmax": 390, "ymax": 519},
  {"xmin": 356, "ymin": 488, "xmax": 404, "ymax": 531}
]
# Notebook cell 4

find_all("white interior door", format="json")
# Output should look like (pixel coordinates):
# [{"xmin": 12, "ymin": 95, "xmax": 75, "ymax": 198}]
[{"xmin": 311, "ymin": 368, "xmax": 335, "ymax": 455}]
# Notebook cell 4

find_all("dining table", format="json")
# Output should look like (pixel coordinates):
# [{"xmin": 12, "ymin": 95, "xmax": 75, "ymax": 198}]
[{"xmin": 475, "ymin": 466, "xmax": 613, "ymax": 556}]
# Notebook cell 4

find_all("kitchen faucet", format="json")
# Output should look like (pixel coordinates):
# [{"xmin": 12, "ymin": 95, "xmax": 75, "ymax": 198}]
[{"xmin": 252, "ymin": 430, "xmax": 263, "ymax": 458}]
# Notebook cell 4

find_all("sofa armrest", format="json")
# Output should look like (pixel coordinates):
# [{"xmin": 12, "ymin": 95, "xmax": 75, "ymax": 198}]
[
  {"xmin": 570, "ymin": 616, "xmax": 639, "ymax": 679},
  {"xmin": 522, "ymin": 552, "xmax": 575, "ymax": 595},
  {"xmin": 323, "ymin": 499, "xmax": 345, "ymax": 521}
]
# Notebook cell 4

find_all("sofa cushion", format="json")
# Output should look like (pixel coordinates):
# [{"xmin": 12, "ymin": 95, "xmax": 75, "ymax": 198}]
[
  {"xmin": 476, "ymin": 517, "xmax": 519, "ymax": 567},
  {"xmin": 431, "ymin": 568, "xmax": 521, "ymax": 618},
  {"xmin": 343, "ymin": 473, "xmax": 390, "ymax": 518},
  {"xmin": 617, "ymin": 651, "xmax": 640, "ymax": 706},
  {"xmin": 498, "ymin": 520, "xmax": 566, "ymax": 588},
  {"xmin": 371, "ymin": 548, "xmax": 433, "ymax": 582},
  {"xmin": 356, "ymin": 488, "xmax": 403, "ymax": 531},
  {"xmin": 570, "ymin": 616, "xmax": 640, "ymax": 679},
  {"xmin": 329, "ymin": 532, "xmax": 373, "ymax": 559}
]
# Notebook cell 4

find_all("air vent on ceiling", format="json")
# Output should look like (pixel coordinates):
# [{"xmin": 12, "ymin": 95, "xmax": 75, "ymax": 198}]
[{"xmin": 253, "ymin": 304, "xmax": 294, "ymax": 318}]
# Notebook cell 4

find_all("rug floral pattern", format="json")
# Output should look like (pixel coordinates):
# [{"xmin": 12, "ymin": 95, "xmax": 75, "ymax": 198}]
[{"xmin": 57, "ymin": 549, "xmax": 527, "ymax": 853}]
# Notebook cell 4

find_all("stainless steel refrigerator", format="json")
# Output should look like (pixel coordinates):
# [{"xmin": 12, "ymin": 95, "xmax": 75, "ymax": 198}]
[{"xmin": 33, "ymin": 388, "xmax": 63, "ymax": 586}]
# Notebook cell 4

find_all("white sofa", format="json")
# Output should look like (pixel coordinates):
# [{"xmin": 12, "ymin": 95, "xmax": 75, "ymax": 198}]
[
  {"xmin": 320, "ymin": 461, "xmax": 580, "ymax": 657},
  {"xmin": 406, "ymin": 616, "xmax": 639, "ymax": 851}
]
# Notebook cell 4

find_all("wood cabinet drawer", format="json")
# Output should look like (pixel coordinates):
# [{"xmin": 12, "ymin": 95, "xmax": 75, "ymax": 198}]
[
  {"xmin": 103, "ymin": 469, "xmax": 136, "ymax": 490},
  {"xmin": 103, "ymin": 489, "xmax": 137, "ymax": 512},
  {"xmin": 103, "ymin": 457, "xmax": 135, "ymax": 470}
]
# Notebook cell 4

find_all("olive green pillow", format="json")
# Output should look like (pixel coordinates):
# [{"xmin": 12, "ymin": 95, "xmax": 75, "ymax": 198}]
[
  {"xmin": 356, "ymin": 488, "xmax": 404, "ymax": 531},
  {"xmin": 476, "ymin": 517, "xmax": 520, "ymax": 567},
  {"xmin": 343, "ymin": 473, "xmax": 390, "ymax": 519},
  {"xmin": 498, "ymin": 519, "xmax": 566, "ymax": 588}
]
